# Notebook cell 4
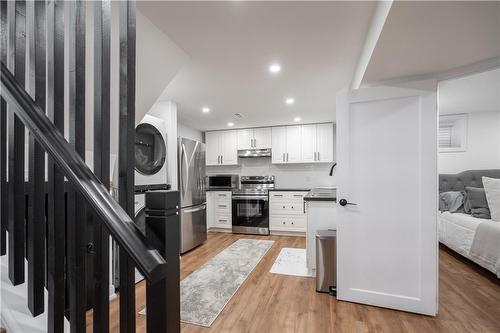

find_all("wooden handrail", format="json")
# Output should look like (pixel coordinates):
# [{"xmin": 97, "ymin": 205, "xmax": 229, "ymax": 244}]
[{"xmin": 0, "ymin": 62, "xmax": 168, "ymax": 283}]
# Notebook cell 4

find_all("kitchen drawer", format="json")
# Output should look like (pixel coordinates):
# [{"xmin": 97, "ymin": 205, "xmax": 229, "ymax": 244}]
[
  {"xmin": 270, "ymin": 216, "xmax": 306, "ymax": 232},
  {"xmin": 270, "ymin": 202, "xmax": 303, "ymax": 215},
  {"xmin": 215, "ymin": 201, "xmax": 231, "ymax": 212},
  {"xmin": 214, "ymin": 191, "xmax": 231, "ymax": 200},
  {"xmin": 214, "ymin": 214, "xmax": 231, "ymax": 227}
]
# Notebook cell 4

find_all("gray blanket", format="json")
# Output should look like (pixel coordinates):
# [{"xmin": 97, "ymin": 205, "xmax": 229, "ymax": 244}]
[{"xmin": 470, "ymin": 220, "xmax": 500, "ymax": 278}]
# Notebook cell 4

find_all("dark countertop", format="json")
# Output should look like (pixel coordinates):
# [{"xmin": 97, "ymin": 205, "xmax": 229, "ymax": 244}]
[
  {"xmin": 304, "ymin": 188, "xmax": 337, "ymax": 202},
  {"xmin": 206, "ymin": 188, "xmax": 234, "ymax": 192},
  {"xmin": 269, "ymin": 188, "xmax": 310, "ymax": 192}
]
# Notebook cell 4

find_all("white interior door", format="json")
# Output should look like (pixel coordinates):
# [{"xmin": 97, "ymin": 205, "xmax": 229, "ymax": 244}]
[{"xmin": 336, "ymin": 84, "xmax": 438, "ymax": 316}]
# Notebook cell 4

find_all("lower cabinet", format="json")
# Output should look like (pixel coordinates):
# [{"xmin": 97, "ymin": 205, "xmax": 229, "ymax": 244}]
[
  {"xmin": 269, "ymin": 191, "xmax": 308, "ymax": 233},
  {"xmin": 207, "ymin": 191, "xmax": 232, "ymax": 230}
]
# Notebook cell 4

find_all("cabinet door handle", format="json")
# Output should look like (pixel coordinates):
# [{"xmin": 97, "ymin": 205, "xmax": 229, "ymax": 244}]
[
  {"xmin": 317, "ymin": 151, "xmax": 320, "ymax": 161},
  {"xmin": 287, "ymin": 153, "xmax": 289, "ymax": 162},
  {"xmin": 221, "ymin": 155, "xmax": 223, "ymax": 164},
  {"xmin": 282, "ymin": 205, "xmax": 285, "ymax": 209},
  {"xmin": 282, "ymin": 221, "xmax": 286, "ymax": 225},
  {"xmin": 274, "ymin": 194, "xmax": 283, "ymax": 198},
  {"xmin": 282, "ymin": 153, "xmax": 285, "ymax": 162},
  {"xmin": 291, "ymin": 206, "xmax": 294, "ymax": 209},
  {"xmin": 291, "ymin": 222, "xmax": 294, "ymax": 225},
  {"xmin": 217, "ymin": 155, "xmax": 220, "ymax": 164},
  {"xmin": 314, "ymin": 152, "xmax": 317, "ymax": 161}
]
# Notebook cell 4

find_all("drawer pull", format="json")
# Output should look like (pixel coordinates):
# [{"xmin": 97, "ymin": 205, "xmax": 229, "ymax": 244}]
[
  {"xmin": 274, "ymin": 194, "xmax": 283, "ymax": 197},
  {"xmin": 219, "ymin": 219, "xmax": 227, "ymax": 222},
  {"xmin": 218, "ymin": 205, "xmax": 227, "ymax": 208},
  {"xmin": 293, "ymin": 195, "xmax": 302, "ymax": 198},
  {"xmin": 282, "ymin": 221, "xmax": 286, "ymax": 225},
  {"xmin": 291, "ymin": 222, "xmax": 294, "ymax": 225},
  {"xmin": 282, "ymin": 205, "xmax": 285, "ymax": 208},
  {"xmin": 291, "ymin": 206, "xmax": 294, "ymax": 209}
]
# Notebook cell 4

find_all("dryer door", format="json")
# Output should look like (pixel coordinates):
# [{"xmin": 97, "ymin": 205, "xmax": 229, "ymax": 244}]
[{"xmin": 135, "ymin": 123, "xmax": 166, "ymax": 176}]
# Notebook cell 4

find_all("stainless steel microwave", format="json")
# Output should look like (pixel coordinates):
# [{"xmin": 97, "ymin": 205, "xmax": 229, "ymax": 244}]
[{"xmin": 207, "ymin": 174, "xmax": 239, "ymax": 190}]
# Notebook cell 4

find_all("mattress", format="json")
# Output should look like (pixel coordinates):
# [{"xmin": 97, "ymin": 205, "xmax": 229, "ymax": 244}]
[
  {"xmin": 439, "ymin": 212, "xmax": 497, "ymax": 274},
  {"xmin": 439, "ymin": 212, "xmax": 482, "ymax": 257}
]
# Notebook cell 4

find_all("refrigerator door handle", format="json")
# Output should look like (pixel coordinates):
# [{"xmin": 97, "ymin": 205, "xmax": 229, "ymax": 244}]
[
  {"xmin": 181, "ymin": 143, "xmax": 189, "ymax": 196},
  {"xmin": 183, "ymin": 205, "xmax": 206, "ymax": 213}
]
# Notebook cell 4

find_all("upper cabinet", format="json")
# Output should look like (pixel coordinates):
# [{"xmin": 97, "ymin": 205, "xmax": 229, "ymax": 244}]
[
  {"xmin": 207, "ymin": 123, "xmax": 333, "ymax": 166},
  {"xmin": 271, "ymin": 123, "xmax": 334, "ymax": 164},
  {"xmin": 237, "ymin": 127, "xmax": 271, "ymax": 150},
  {"xmin": 205, "ymin": 130, "xmax": 238, "ymax": 166}
]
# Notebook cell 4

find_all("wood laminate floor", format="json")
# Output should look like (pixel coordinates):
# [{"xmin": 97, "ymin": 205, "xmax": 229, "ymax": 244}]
[{"xmin": 88, "ymin": 232, "xmax": 500, "ymax": 333}]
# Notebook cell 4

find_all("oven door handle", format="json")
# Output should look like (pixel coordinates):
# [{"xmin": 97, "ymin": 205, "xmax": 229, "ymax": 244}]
[{"xmin": 232, "ymin": 196, "xmax": 269, "ymax": 201}]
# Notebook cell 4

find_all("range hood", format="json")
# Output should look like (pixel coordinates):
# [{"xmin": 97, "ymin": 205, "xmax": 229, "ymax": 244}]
[{"xmin": 238, "ymin": 148, "xmax": 272, "ymax": 158}]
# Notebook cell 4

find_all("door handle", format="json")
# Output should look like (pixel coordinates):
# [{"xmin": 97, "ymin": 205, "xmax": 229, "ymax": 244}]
[
  {"xmin": 317, "ymin": 151, "xmax": 320, "ymax": 161},
  {"xmin": 218, "ymin": 155, "xmax": 220, "ymax": 164},
  {"xmin": 221, "ymin": 155, "xmax": 223, "ymax": 164},
  {"xmin": 339, "ymin": 199, "xmax": 357, "ymax": 206},
  {"xmin": 286, "ymin": 153, "xmax": 289, "ymax": 162},
  {"xmin": 282, "ymin": 153, "xmax": 285, "ymax": 162}
]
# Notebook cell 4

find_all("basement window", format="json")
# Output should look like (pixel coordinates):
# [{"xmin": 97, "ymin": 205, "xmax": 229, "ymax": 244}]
[{"xmin": 438, "ymin": 114, "xmax": 467, "ymax": 152}]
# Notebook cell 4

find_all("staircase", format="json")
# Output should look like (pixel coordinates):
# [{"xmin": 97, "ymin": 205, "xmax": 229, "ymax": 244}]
[{"xmin": 0, "ymin": 1, "xmax": 178, "ymax": 332}]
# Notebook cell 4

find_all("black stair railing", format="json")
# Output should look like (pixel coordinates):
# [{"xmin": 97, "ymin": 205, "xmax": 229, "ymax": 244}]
[{"xmin": 0, "ymin": 1, "xmax": 177, "ymax": 333}]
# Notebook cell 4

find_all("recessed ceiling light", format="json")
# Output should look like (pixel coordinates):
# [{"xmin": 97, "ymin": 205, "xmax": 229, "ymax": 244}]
[
  {"xmin": 294, "ymin": 117, "xmax": 301, "ymax": 122},
  {"xmin": 202, "ymin": 107, "xmax": 210, "ymax": 113},
  {"xmin": 286, "ymin": 98, "xmax": 295, "ymax": 105},
  {"xmin": 227, "ymin": 122, "xmax": 234, "ymax": 127},
  {"xmin": 269, "ymin": 64, "xmax": 281, "ymax": 73}
]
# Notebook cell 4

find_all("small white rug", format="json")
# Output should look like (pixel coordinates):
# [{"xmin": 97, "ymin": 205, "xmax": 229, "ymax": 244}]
[{"xmin": 270, "ymin": 248, "xmax": 311, "ymax": 277}]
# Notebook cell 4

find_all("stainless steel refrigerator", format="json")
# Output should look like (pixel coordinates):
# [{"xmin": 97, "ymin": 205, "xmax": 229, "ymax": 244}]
[{"xmin": 178, "ymin": 137, "xmax": 207, "ymax": 253}]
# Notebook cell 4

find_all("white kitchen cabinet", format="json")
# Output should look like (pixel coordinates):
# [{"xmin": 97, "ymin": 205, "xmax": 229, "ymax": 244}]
[
  {"xmin": 205, "ymin": 132, "xmax": 220, "ymax": 166},
  {"xmin": 286, "ymin": 126, "xmax": 302, "ymax": 163},
  {"xmin": 269, "ymin": 191, "xmax": 308, "ymax": 233},
  {"xmin": 253, "ymin": 127, "xmax": 272, "ymax": 149},
  {"xmin": 315, "ymin": 123, "xmax": 334, "ymax": 163},
  {"xmin": 237, "ymin": 129, "xmax": 253, "ymax": 150},
  {"xmin": 205, "ymin": 131, "xmax": 238, "ymax": 166},
  {"xmin": 271, "ymin": 127, "xmax": 287, "ymax": 164},
  {"xmin": 221, "ymin": 131, "xmax": 238, "ymax": 165},
  {"xmin": 237, "ymin": 127, "xmax": 271, "ymax": 150},
  {"xmin": 305, "ymin": 200, "xmax": 337, "ymax": 276},
  {"xmin": 301, "ymin": 124, "xmax": 317, "ymax": 163},
  {"xmin": 271, "ymin": 126, "xmax": 302, "ymax": 164},
  {"xmin": 206, "ymin": 191, "xmax": 232, "ymax": 229},
  {"xmin": 272, "ymin": 124, "xmax": 333, "ymax": 164}
]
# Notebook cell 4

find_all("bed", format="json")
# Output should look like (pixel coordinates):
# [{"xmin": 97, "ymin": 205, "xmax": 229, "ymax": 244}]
[{"xmin": 438, "ymin": 169, "xmax": 500, "ymax": 277}]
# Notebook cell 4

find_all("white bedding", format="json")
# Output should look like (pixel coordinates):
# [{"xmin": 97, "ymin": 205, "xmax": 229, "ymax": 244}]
[{"xmin": 439, "ymin": 212, "xmax": 498, "ymax": 274}]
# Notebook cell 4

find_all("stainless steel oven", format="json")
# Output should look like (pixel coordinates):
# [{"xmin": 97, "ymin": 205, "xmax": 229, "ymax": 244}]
[
  {"xmin": 231, "ymin": 176, "xmax": 274, "ymax": 235},
  {"xmin": 232, "ymin": 194, "xmax": 269, "ymax": 235}
]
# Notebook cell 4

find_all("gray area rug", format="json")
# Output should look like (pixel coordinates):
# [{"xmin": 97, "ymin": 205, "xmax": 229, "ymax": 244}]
[{"xmin": 139, "ymin": 238, "xmax": 274, "ymax": 327}]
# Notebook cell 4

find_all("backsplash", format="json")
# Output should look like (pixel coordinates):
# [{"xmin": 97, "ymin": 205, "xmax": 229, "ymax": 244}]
[{"xmin": 206, "ymin": 157, "xmax": 337, "ymax": 189}]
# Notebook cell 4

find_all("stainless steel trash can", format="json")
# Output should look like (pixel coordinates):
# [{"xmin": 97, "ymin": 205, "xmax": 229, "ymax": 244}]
[{"xmin": 316, "ymin": 229, "xmax": 337, "ymax": 295}]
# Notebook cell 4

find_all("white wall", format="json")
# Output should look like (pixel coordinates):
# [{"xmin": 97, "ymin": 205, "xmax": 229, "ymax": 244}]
[
  {"xmin": 207, "ymin": 159, "xmax": 337, "ymax": 189},
  {"xmin": 439, "ymin": 111, "xmax": 500, "ymax": 174},
  {"xmin": 178, "ymin": 123, "xmax": 204, "ymax": 143}
]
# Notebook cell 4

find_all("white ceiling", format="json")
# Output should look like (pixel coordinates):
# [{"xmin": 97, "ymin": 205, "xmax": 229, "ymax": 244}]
[
  {"xmin": 439, "ymin": 68, "xmax": 500, "ymax": 115},
  {"xmin": 138, "ymin": 1, "xmax": 376, "ymax": 130},
  {"xmin": 363, "ymin": 1, "xmax": 500, "ymax": 83}
]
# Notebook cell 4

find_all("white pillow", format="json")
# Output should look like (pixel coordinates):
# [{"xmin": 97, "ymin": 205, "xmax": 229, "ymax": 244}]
[{"xmin": 482, "ymin": 176, "xmax": 500, "ymax": 222}]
